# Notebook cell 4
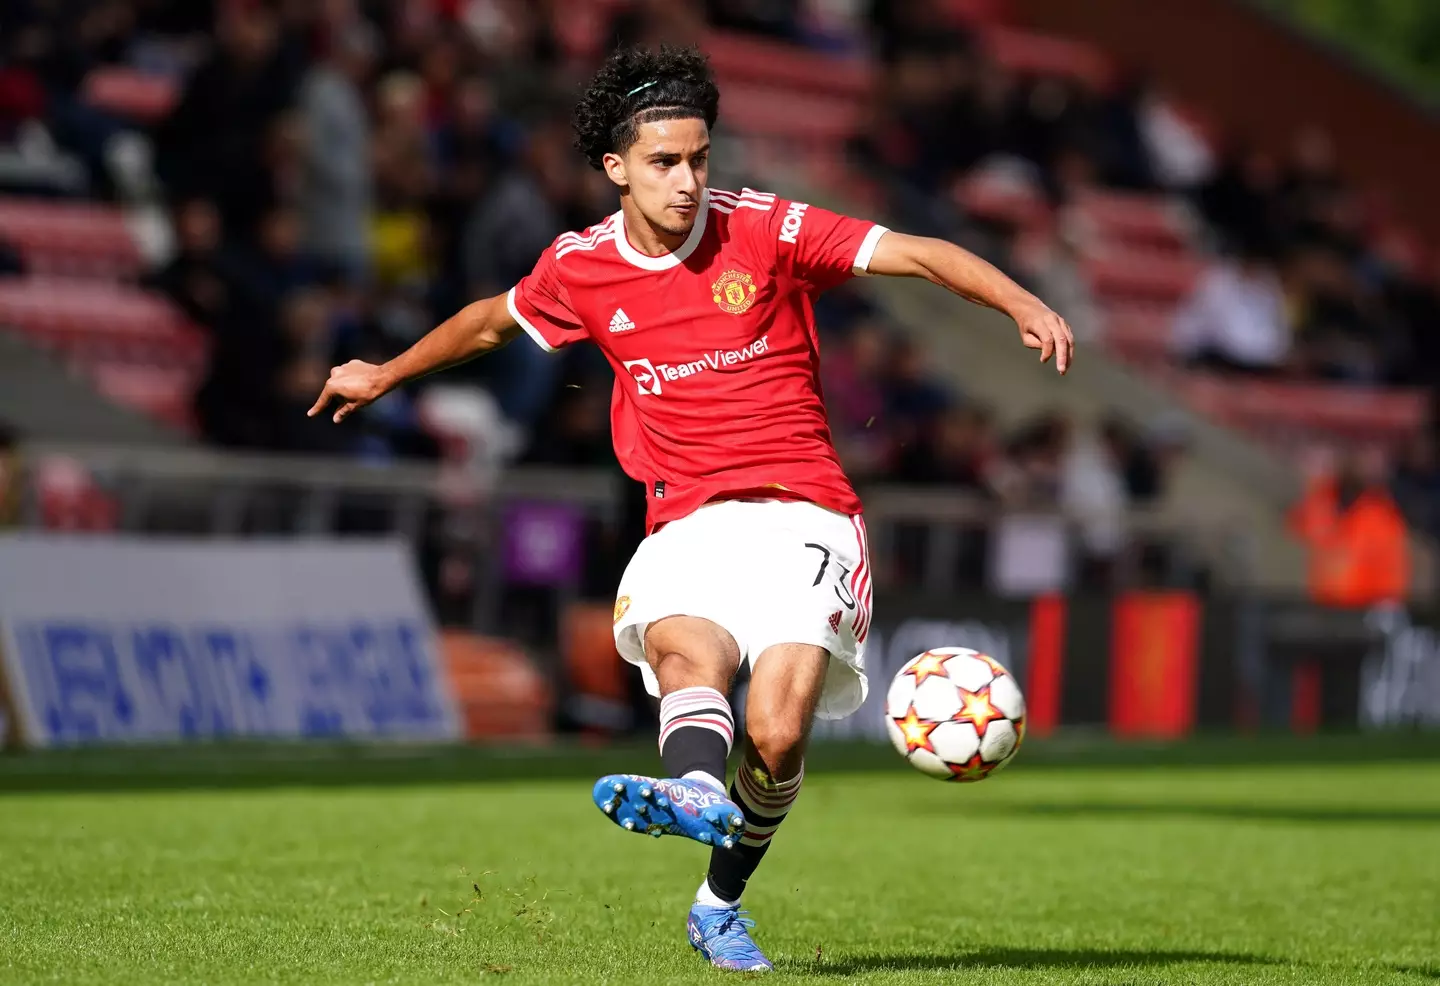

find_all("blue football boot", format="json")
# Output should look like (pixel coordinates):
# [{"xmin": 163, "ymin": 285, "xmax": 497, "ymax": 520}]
[
  {"xmin": 592, "ymin": 773, "xmax": 744, "ymax": 848},
  {"xmin": 688, "ymin": 904, "xmax": 774, "ymax": 972}
]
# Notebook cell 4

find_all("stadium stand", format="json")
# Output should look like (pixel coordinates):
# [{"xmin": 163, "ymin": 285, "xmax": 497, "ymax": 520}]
[{"xmin": 0, "ymin": 0, "xmax": 1435, "ymax": 553}]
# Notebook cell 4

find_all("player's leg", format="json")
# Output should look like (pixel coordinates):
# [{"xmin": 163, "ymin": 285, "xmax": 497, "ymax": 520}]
[
  {"xmin": 700, "ymin": 642, "xmax": 826, "ymax": 907},
  {"xmin": 687, "ymin": 642, "xmax": 828, "ymax": 973},
  {"xmin": 649, "ymin": 615, "xmax": 741, "ymax": 792},
  {"xmin": 593, "ymin": 615, "xmax": 747, "ymax": 846}
]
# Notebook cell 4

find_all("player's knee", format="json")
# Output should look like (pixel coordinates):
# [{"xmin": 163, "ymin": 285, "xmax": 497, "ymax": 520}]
[
  {"xmin": 645, "ymin": 616, "xmax": 741, "ymax": 692},
  {"xmin": 746, "ymin": 715, "xmax": 807, "ymax": 774}
]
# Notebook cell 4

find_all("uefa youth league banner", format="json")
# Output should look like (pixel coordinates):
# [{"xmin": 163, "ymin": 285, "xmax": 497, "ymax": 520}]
[{"xmin": 0, "ymin": 535, "xmax": 461, "ymax": 748}]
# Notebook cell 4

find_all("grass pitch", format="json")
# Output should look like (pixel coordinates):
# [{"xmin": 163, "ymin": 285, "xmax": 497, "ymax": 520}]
[{"xmin": 2, "ymin": 737, "xmax": 1438, "ymax": 985}]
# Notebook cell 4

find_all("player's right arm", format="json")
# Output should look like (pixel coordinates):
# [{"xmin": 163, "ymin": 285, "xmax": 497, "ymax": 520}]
[
  {"xmin": 306, "ymin": 293, "xmax": 520, "ymax": 423},
  {"xmin": 309, "ymin": 242, "xmax": 585, "ymax": 423}
]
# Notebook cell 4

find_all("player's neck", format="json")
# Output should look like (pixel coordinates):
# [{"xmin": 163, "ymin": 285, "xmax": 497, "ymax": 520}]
[{"xmin": 619, "ymin": 199, "xmax": 690, "ymax": 257}]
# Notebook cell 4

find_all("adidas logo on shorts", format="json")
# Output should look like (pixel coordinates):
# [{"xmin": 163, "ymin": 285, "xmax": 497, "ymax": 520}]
[
  {"xmin": 827, "ymin": 610, "xmax": 843, "ymax": 633},
  {"xmin": 609, "ymin": 308, "xmax": 636, "ymax": 332}
]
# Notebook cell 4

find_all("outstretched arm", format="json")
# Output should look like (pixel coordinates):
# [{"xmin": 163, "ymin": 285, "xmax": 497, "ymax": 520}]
[
  {"xmin": 866, "ymin": 231, "xmax": 1074, "ymax": 375},
  {"xmin": 307, "ymin": 292, "xmax": 522, "ymax": 423}
]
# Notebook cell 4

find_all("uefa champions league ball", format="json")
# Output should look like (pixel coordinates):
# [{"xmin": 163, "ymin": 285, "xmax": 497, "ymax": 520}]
[{"xmin": 885, "ymin": 648, "xmax": 1027, "ymax": 781}]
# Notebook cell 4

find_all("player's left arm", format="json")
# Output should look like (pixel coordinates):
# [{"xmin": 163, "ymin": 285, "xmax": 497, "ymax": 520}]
[{"xmin": 866, "ymin": 231, "xmax": 1073, "ymax": 375}]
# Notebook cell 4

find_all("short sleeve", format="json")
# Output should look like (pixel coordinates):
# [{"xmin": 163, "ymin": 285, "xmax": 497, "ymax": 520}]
[
  {"xmin": 768, "ymin": 198, "xmax": 889, "ymax": 292},
  {"xmin": 507, "ymin": 244, "xmax": 587, "ymax": 352}
]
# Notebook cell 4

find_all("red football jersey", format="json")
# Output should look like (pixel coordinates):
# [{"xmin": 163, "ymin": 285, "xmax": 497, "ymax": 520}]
[{"xmin": 506, "ymin": 186, "xmax": 888, "ymax": 530}]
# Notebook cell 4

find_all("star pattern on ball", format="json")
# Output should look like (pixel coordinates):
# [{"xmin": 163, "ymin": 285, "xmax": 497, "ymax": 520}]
[
  {"xmin": 946, "ymin": 752, "xmax": 997, "ymax": 782},
  {"xmin": 954, "ymin": 685, "xmax": 1006, "ymax": 736},
  {"xmin": 904, "ymin": 650, "xmax": 951, "ymax": 686},
  {"xmin": 893, "ymin": 707, "xmax": 938, "ymax": 754},
  {"xmin": 974, "ymin": 652, "xmax": 1009, "ymax": 678}
]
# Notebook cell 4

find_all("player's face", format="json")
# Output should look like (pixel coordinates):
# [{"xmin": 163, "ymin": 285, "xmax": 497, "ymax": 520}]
[{"xmin": 606, "ymin": 118, "xmax": 710, "ymax": 237}]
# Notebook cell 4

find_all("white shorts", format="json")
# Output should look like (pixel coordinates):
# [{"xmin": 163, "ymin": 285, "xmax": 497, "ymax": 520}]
[{"xmin": 612, "ymin": 499, "xmax": 873, "ymax": 720}]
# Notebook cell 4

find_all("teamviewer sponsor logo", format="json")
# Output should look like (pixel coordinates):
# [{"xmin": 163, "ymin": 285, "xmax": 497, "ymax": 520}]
[
  {"xmin": 624, "ymin": 357, "xmax": 662, "ymax": 395},
  {"xmin": 623, "ymin": 336, "xmax": 771, "ymax": 395}
]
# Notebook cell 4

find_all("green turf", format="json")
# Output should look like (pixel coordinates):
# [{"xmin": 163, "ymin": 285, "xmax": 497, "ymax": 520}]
[{"xmin": 3, "ymin": 742, "xmax": 1439, "ymax": 985}]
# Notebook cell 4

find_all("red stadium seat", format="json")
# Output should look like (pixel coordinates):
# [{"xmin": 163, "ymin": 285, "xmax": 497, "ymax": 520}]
[
  {"xmin": 0, "ymin": 198, "xmax": 143, "ymax": 279},
  {"xmin": 980, "ymin": 27, "xmax": 1116, "ymax": 90},
  {"xmin": 1081, "ymin": 250, "xmax": 1205, "ymax": 306},
  {"xmin": 717, "ymin": 81, "xmax": 863, "ymax": 142},
  {"xmin": 35, "ymin": 455, "xmax": 119, "ymax": 532},
  {"xmin": 953, "ymin": 168, "xmax": 1050, "ymax": 229},
  {"xmin": 1179, "ymin": 375, "xmax": 1428, "ymax": 450},
  {"xmin": 81, "ymin": 67, "xmax": 179, "ymax": 125},
  {"xmin": 0, "ymin": 277, "xmax": 207, "ymax": 369},
  {"xmin": 1100, "ymin": 303, "xmax": 1175, "ymax": 368},
  {"xmin": 1066, "ymin": 190, "xmax": 1194, "ymax": 253},
  {"xmin": 703, "ymin": 29, "xmax": 873, "ymax": 100},
  {"xmin": 87, "ymin": 361, "xmax": 201, "ymax": 433}
]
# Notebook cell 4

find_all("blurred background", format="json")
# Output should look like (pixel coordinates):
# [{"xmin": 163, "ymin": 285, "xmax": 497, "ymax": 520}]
[{"xmin": 1, "ymin": 0, "xmax": 1438, "ymax": 752}]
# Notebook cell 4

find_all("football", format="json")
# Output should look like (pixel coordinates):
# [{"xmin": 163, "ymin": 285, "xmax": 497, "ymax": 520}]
[{"xmin": 884, "ymin": 648, "xmax": 1027, "ymax": 781}]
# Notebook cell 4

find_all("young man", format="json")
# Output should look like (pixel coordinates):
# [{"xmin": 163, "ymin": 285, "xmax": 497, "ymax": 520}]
[{"xmin": 309, "ymin": 45, "xmax": 1072, "ymax": 972}]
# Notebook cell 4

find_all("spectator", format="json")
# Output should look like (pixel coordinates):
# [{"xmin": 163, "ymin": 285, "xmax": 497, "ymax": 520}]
[
  {"xmin": 1061, "ymin": 419, "xmax": 1128, "ymax": 579},
  {"xmin": 1197, "ymin": 146, "xmax": 1284, "ymax": 253},
  {"xmin": 157, "ymin": 0, "xmax": 302, "ymax": 228},
  {"xmin": 299, "ymin": 19, "xmax": 376, "ymax": 278},
  {"xmin": 1288, "ymin": 448, "xmax": 1410, "ymax": 609},
  {"xmin": 882, "ymin": 336, "xmax": 953, "ymax": 437},
  {"xmin": 1112, "ymin": 411, "xmax": 1189, "ymax": 506},
  {"xmin": 145, "ymin": 197, "xmax": 242, "ymax": 329},
  {"xmin": 895, "ymin": 405, "xmax": 995, "ymax": 492},
  {"xmin": 1392, "ymin": 431, "xmax": 1440, "ymax": 540},
  {"xmin": 1171, "ymin": 236, "xmax": 1290, "ymax": 374},
  {"xmin": 370, "ymin": 71, "xmax": 435, "ymax": 290}
]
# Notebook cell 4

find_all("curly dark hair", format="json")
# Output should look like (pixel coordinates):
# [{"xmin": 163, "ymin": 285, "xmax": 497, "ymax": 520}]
[{"xmin": 572, "ymin": 45, "xmax": 720, "ymax": 171}]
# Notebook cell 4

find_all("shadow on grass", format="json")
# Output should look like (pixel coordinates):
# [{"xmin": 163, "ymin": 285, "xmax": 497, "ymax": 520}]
[
  {"xmin": 958, "ymin": 801, "xmax": 1440, "ymax": 825},
  {"xmin": 1392, "ymin": 965, "xmax": 1440, "ymax": 980},
  {"xmin": 791, "ymin": 945, "xmax": 1284, "ymax": 976},
  {"xmin": 2, "ymin": 733, "xmax": 1439, "ymax": 795}
]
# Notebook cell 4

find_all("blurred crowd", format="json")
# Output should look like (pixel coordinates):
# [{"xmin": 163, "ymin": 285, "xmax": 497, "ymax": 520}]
[
  {"xmin": 2, "ymin": 0, "xmax": 1435, "ymax": 558},
  {"xmin": 841, "ymin": 0, "xmax": 1440, "ymax": 540}
]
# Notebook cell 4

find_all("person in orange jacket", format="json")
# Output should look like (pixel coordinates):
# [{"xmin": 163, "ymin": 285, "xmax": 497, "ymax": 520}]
[{"xmin": 1288, "ymin": 447, "xmax": 1410, "ymax": 608}]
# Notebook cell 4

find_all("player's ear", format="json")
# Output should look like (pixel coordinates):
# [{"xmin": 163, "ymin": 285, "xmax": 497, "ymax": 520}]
[{"xmin": 601, "ymin": 152, "xmax": 628, "ymax": 189}]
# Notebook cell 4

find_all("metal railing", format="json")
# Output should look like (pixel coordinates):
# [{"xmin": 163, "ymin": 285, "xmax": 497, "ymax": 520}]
[{"xmin": 15, "ymin": 442, "xmax": 1253, "ymax": 629}]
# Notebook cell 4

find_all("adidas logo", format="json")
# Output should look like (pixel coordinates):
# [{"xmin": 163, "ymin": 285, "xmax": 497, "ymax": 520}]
[
  {"xmin": 609, "ymin": 308, "xmax": 635, "ymax": 332},
  {"xmin": 827, "ymin": 610, "xmax": 843, "ymax": 633}
]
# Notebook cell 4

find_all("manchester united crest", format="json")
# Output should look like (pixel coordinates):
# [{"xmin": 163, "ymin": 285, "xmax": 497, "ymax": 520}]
[
  {"xmin": 711, "ymin": 269, "xmax": 758, "ymax": 315},
  {"xmin": 613, "ymin": 595, "xmax": 631, "ymax": 625}
]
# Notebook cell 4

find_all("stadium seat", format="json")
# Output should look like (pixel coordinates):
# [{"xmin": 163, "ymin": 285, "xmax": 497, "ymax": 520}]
[
  {"xmin": 0, "ymin": 277, "xmax": 206, "ymax": 369},
  {"xmin": 440, "ymin": 631, "xmax": 554, "ymax": 741},
  {"xmin": 703, "ymin": 29, "xmax": 872, "ymax": 100},
  {"xmin": 1179, "ymin": 375, "xmax": 1428, "ymax": 450},
  {"xmin": 34, "ymin": 454, "xmax": 119, "ymax": 531},
  {"xmin": 717, "ymin": 81, "xmax": 863, "ymax": 142},
  {"xmin": 87, "ymin": 361, "xmax": 201, "ymax": 433},
  {"xmin": 0, "ymin": 198, "xmax": 143, "ymax": 279},
  {"xmin": 979, "ymin": 27, "xmax": 1116, "ymax": 90},
  {"xmin": 1101, "ymin": 303, "xmax": 1175, "ymax": 368},
  {"xmin": 1081, "ymin": 250, "xmax": 1205, "ymax": 306},
  {"xmin": 953, "ymin": 167, "xmax": 1050, "ymax": 229},
  {"xmin": 1065, "ymin": 189, "xmax": 1194, "ymax": 253},
  {"xmin": 81, "ymin": 67, "xmax": 179, "ymax": 125}
]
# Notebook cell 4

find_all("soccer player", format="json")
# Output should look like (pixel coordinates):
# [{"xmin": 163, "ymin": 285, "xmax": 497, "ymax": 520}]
[{"xmin": 309, "ymin": 45, "xmax": 1072, "ymax": 972}]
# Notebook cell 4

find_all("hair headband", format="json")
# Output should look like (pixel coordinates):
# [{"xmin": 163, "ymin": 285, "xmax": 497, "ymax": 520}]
[{"xmin": 626, "ymin": 80, "xmax": 659, "ymax": 98}]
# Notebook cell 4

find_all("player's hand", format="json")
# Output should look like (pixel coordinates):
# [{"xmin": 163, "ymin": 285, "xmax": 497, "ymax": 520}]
[
  {"xmin": 1012, "ymin": 304, "xmax": 1074, "ymax": 375},
  {"xmin": 307, "ymin": 360, "xmax": 392, "ymax": 423}
]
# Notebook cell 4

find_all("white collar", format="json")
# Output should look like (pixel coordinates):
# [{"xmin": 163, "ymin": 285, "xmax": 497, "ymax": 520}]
[{"xmin": 612, "ymin": 188, "xmax": 710, "ymax": 271}]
